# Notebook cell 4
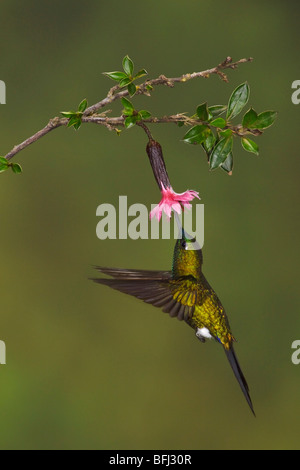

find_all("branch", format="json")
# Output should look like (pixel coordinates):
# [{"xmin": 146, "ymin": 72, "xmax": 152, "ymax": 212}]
[
  {"xmin": 84, "ymin": 56, "xmax": 253, "ymax": 116},
  {"xmin": 83, "ymin": 114, "xmax": 263, "ymax": 137},
  {"xmin": 4, "ymin": 117, "xmax": 67, "ymax": 161},
  {"xmin": 2, "ymin": 56, "xmax": 253, "ymax": 162}
]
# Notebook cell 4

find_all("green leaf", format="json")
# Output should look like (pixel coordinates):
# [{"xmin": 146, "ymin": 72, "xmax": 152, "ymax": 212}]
[
  {"xmin": 196, "ymin": 102, "xmax": 209, "ymax": 121},
  {"xmin": 121, "ymin": 97, "xmax": 134, "ymax": 116},
  {"xmin": 138, "ymin": 110, "xmax": 151, "ymax": 119},
  {"xmin": 0, "ymin": 157, "xmax": 9, "ymax": 173},
  {"xmin": 0, "ymin": 165, "xmax": 8, "ymax": 173},
  {"xmin": 78, "ymin": 99, "xmax": 88, "ymax": 113},
  {"xmin": 182, "ymin": 125, "xmax": 210, "ymax": 145},
  {"xmin": 254, "ymin": 111, "xmax": 277, "ymax": 129},
  {"xmin": 209, "ymin": 136, "xmax": 233, "ymax": 170},
  {"xmin": 227, "ymin": 82, "xmax": 250, "ymax": 120},
  {"xmin": 0, "ymin": 156, "xmax": 8, "ymax": 165},
  {"xmin": 67, "ymin": 115, "xmax": 81, "ymax": 129},
  {"xmin": 241, "ymin": 138, "xmax": 259, "ymax": 155},
  {"xmin": 219, "ymin": 129, "xmax": 233, "ymax": 138},
  {"xmin": 61, "ymin": 111, "xmax": 76, "ymax": 118},
  {"xmin": 123, "ymin": 55, "xmax": 134, "ymax": 76},
  {"xmin": 221, "ymin": 152, "xmax": 233, "ymax": 174},
  {"xmin": 127, "ymin": 83, "xmax": 137, "ymax": 96},
  {"xmin": 73, "ymin": 120, "xmax": 82, "ymax": 131},
  {"xmin": 210, "ymin": 118, "xmax": 226, "ymax": 128},
  {"xmin": 103, "ymin": 71, "xmax": 128, "ymax": 81},
  {"xmin": 208, "ymin": 105, "xmax": 227, "ymax": 118},
  {"xmin": 124, "ymin": 115, "xmax": 138, "ymax": 129},
  {"xmin": 134, "ymin": 69, "xmax": 148, "ymax": 80},
  {"xmin": 202, "ymin": 129, "xmax": 216, "ymax": 155},
  {"xmin": 242, "ymin": 107, "xmax": 258, "ymax": 128},
  {"xmin": 11, "ymin": 163, "xmax": 22, "ymax": 174},
  {"xmin": 119, "ymin": 77, "xmax": 132, "ymax": 88}
]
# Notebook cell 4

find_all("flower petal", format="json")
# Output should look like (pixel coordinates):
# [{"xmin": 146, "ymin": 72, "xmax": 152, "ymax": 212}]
[{"xmin": 150, "ymin": 186, "xmax": 200, "ymax": 221}]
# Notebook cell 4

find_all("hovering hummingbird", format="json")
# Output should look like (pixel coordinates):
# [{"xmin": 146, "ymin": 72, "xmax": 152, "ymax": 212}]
[{"xmin": 91, "ymin": 228, "xmax": 255, "ymax": 416}]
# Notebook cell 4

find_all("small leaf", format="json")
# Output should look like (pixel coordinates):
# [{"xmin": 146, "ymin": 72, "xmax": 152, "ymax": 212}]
[
  {"xmin": 134, "ymin": 69, "xmax": 148, "ymax": 80},
  {"xmin": 241, "ymin": 138, "xmax": 259, "ymax": 155},
  {"xmin": 208, "ymin": 105, "xmax": 227, "ymax": 118},
  {"xmin": 121, "ymin": 97, "xmax": 134, "ymax": 116},
  {"xmin": 103, "ymin": 71, "xmax": 128, "ymax": 81},
  {"xmin": 123, "ymin": 55, "xmax": 134, "ymax": 76},
  {"xmin": 254, "ymin": 111, "xmax": 277, "ymax": 129},
  {"xmin": 119, "ymin": 77, "xmax": 132, "ymax": 88},
  {"xmin": 127, "ymin": 83, "xmax": 137, "ymax": 96},
  {"xmin": 242, "ymin": 107, "xmax": 258, "ymax": 128},
  {"xmin": 124, "ymin": 115, "xmax": 138, "ymax": 129},
  {"xmin": 202, "ymin": 129, "xmax": 216, "ymax": 155},
  {"xmin": 78, "ymin": 99, "xmax": 88, "ymax": 113},
  {"xmin": 227, "ymin": 82, "xmax": 250, "ymax": 120},
  {"xmin": 138, "ymin": 110, "xmax": 151, "ymax": 119},
  {"xmin": 73, "ymin": 120, "xmax": 82, "ymax": 131},
  {"xmin": 210, "ymin": 118, "xmax": 226, "ymax": 128},
  {"xmin": 196, "ymin": 102, "xmax": 209, "ymax": 121},
  {"xmin": 219, "ymin": 129, "xmax": 233, "ymax": 138},
  {"xmin": 0, "ymin": 157, "xmax": 9, "ymax": 173},
  {"xmin": 0, "ymin": 156, "xmax": 8, "ymax": 165},
  {"xmin": 11, "ymin": 163, "xmax": 22, "ymax": 174},
  {"xmin": 209, "ymin": 136, "xmax": 233, "ymax": 170},
  {"xmin": 0, "ymin": 165, "xmax": 8, "ymax": 173},
  {"xmin": 67, "ymin": 115, "xmax": 81, "ymax": 129},
  {"xmin": 182, "ymin": 125, "xmax": 210, "ymax": 145},
  {"xmin": 61, "ymin": 111, "xmax": 76, "ymax": 118},
  {"xmin": 221, "ymin": 152, "xmax": 233, "ymax": 174}
]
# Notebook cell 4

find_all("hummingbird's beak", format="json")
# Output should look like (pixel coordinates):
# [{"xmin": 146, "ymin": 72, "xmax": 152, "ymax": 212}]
[
  {"xmin": 173, "ymin": 211, "xmax": 201, "ymax": 251},
  {"xmin": 174, "ymin": 212, "xmax": 183, "ymax": 238}
]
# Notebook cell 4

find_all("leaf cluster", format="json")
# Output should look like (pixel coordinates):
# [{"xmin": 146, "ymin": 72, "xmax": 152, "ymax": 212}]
[
  {"xmin": 103, "ymin": 55, "xmax": 147, "ymax": 97},
  {"xmin": 61, "ymin": 98, "xmax": 88, "ymax": 130},
  {"xmin": 0, "ymin": 156, "xmax": 22, "ymax": 174},
  {"xmin": 181, "ymin": 83, "xmax": 277, "ymax": 173}
]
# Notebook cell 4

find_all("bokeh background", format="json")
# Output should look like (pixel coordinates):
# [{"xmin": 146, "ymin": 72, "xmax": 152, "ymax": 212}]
[{"xmin": 0, "ymin": 0, "xmax": 299, "ymax": 450}]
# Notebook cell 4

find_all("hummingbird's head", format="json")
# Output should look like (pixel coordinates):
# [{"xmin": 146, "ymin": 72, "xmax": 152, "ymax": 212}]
[{"xmin": 172, "ymin": 228, "xmax": 203, "ymax": 278}]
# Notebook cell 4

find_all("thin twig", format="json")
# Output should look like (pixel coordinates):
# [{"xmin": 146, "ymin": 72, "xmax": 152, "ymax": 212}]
[
  {"xmin": 84, "ymin": 56, "xmax": 253, "ymax": 116},
  {"xmin": 83, "ymin": 114, "xmax": 263, "ymax": 137},
  {"xmin": 4, "ymin": 118, "xmax": 68, "ymax": 161}
]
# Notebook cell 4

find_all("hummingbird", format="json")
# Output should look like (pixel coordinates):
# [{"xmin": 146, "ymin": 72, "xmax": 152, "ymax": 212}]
[{"xmin": 91, "ymin": 228, "xmax": 255, "ymax": 416}]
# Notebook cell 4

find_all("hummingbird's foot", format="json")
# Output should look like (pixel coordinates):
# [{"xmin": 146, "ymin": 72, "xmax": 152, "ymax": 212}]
[{"xmin": 196, "ymin": 327, "xmax": 212, "ymax": 343}]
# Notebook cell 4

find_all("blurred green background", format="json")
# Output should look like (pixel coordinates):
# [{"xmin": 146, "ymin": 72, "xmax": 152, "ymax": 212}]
[{"xmin": 0, "ymin": 0, "xmax": 299, "ymax": 450}]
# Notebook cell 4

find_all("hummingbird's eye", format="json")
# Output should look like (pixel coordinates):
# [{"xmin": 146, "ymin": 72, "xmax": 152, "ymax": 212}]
[{"xmin": 181, "ymin": 240, "xmax": 187, "ymax": 249}]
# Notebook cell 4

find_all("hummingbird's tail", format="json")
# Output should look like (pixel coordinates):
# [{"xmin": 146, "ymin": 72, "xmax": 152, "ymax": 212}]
[{"xmin": 224, "ymin": 346, "xmax": 255, "ymax": 416}]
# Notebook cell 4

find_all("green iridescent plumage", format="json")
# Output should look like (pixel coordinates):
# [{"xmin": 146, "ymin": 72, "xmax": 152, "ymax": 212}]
[{"xmin": 91, "ymin": 231, "xmax": 254, "ymax": 415}]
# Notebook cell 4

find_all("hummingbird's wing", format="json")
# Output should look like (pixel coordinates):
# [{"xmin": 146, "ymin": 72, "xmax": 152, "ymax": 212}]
[{"xmin": 91, "ymin": 267, "xmax": 198, "ymax": 322}]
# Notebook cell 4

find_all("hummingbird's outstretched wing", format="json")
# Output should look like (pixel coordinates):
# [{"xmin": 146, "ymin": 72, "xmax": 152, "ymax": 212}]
[
  {"xmin": 225, "ymin": 346, "xmax": 255, "ymax": 416},
  {"xmin": 91, "ymin": 266, "xmax": 198, "ymax": 322}
]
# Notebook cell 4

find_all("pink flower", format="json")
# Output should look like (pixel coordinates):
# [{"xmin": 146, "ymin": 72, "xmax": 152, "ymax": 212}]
[{"xmin": 150, "ymin": 184, "xmax": 200, "ymax": 221}]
